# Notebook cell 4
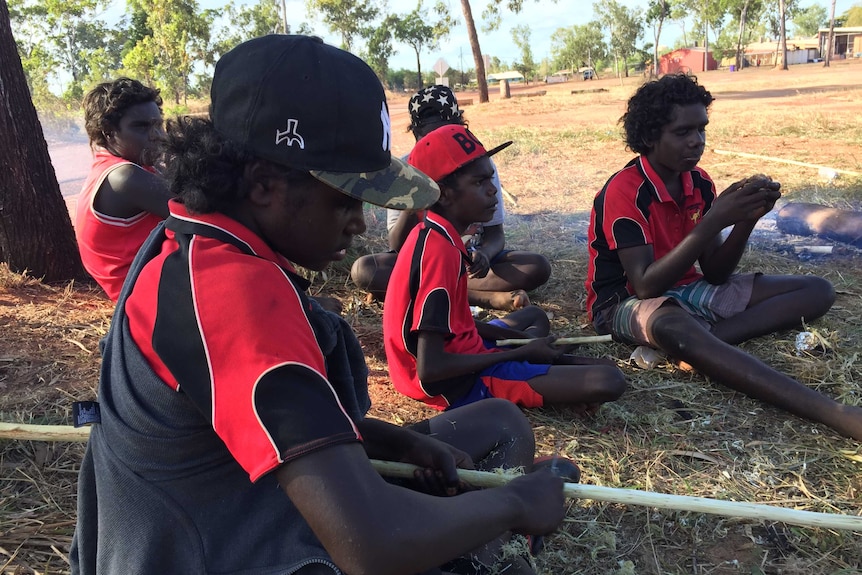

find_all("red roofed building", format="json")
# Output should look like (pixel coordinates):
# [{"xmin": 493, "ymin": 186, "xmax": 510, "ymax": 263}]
[{"xmin": 659, "ymin": 47, "xmax": 718, "ymax": 74}]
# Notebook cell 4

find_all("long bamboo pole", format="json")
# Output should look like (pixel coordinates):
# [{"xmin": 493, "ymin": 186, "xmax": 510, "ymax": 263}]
[
  {"xmin": 371, "ymin": 461, "xmax": 862, "ymax": 532},
  {"xmin": 712, "ymin": 149, "xmax": 862, "ymax": 177},
  {"xmin": 2, "ymin": 422, "xmax": 860, "ymax": 531},
  {"xmin": 495, "ymin": 335, "xmax": 613, "ymax": 347}
]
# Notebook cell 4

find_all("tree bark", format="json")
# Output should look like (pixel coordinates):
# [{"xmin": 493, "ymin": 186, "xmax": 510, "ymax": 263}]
[
  {"xmin": 824, "ymin": 0, "xmax": 836, "ymax": 67},
  {"xmin": 735, "ymin": 0, "xmax": 750, "ymax": 72},
  {"xmin": 460, "ymin": 0, "xmax": 488, "ymax": 103},
  {"xmin": 778, "ymin": 0, "xmax": 788, "ymax": 70},
  {"xmin": 0, "ymin": 0, "xmax": 86, "ymax": 282}
]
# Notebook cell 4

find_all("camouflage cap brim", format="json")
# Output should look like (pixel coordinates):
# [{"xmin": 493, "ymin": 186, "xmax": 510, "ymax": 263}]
[{"xmin": 310, "ymin": 155, "xmax": 440, "ymax": 210}]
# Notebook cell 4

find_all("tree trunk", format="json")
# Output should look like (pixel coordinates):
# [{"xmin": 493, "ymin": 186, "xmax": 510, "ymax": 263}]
[
  {"xmin": 735, "ymin": 0, "xmax": 750, "ymax": 71},
  {"xmin": 460, "ymin": 0, "xmax": 488, "ymax": 103},
  {"xmin": 703, "ymin": 0, "xmax": 709, "ymax": 72},
  {"xmin": 414, "ymin": 49, "xmax": 422, "ymax": 89},
  {"xmin": 0, "ymin": 0, "xmax": 86, "ymax": 282},
  {"xmin": 653, "ymin": 16, "xmax": 664, "ymax": 77},
  {"xmin": 824, "ymin": 0, "xmax": 836, "ymax": 67},
  {"xmin": 778, "ymin": 0, "xmax": 788, "ymax": 70}
]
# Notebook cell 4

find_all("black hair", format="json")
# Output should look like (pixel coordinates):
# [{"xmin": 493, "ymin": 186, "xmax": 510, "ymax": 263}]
[
  {"xmin": 621, "ymin": 73, "xmax": 714, "ymax": 155},
  {"xmin": 409, "ymin": 116, "xmax": 468, "ymax": 140},
  {"xmin": 163, "ymin": 116, "xmax": 310, "ymax": 214},
  {"xmin": 83, "ymin": 78, "xmax": 162, "ymax": 148}
]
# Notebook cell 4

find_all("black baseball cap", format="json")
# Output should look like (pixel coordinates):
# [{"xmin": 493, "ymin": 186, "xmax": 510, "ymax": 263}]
[{"xmin": 210, "ymin": 35, "xmax": 439, "ymax": 210}]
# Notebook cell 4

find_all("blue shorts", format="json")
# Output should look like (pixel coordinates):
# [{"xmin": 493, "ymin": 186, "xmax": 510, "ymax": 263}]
[{"xmin": 445, "ymin": 359, "xmax": 550, "ymax": 410}]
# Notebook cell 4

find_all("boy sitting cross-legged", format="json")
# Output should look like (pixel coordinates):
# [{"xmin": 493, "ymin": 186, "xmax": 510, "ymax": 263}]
[
  {"xmin": 383, "ymin": 124, "xmax": 626, "ymax": 412},
  {"xmin": 585, "ymin": 73, "xmax": 862, "ymax": 441}
]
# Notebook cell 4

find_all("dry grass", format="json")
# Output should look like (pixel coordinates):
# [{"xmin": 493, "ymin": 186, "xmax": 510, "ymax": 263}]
[{"xmin": 3, "ymin": 62, "xmax": 862, "ymax": 574}]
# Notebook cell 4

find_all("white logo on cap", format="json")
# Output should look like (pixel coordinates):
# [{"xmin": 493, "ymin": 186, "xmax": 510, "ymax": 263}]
[
  {"xmin": 381, "ymin": 102, "xmax": 391, "ymax": 152},
  {"xmin": 275, "ymin": 119, "xmax": 305, "ymax": 149}
]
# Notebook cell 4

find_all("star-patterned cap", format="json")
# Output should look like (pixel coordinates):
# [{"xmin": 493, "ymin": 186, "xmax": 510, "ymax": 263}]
[
  {"xmin": 408, "ymin": 85, "xmax": 464, "ymax": 132},
  {"xmin": 211, "ymin": 35, "xmax": 439, "ymax": 210}
]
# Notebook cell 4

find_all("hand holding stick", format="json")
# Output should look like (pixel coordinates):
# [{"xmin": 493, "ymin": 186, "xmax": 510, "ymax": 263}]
[
  {"xmin": 370, "ymin": 461, "xmax": 862, "ymax": 532},
  {"xmin": 2, "ymin": 422, "xmax": 860, "ymax": 531}
]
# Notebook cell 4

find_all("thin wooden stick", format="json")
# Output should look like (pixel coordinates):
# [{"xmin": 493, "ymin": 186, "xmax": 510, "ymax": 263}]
[
  {"xmin": 370, "ymin": 461, "xmax": 862, "ymax": 532},
  {"xmin": 712, "ymin": 149, "xmax": 862, "ymax": 177},
  {"xmin": 495, "ymin": 334, "xmax": 613, "ymax": 347},
  {"xmin": 0, "ymin": 421, "xmax": 91, "ymax": 442},
  {"xmin": 3, "ymin": 422, "xmax": 860, "ymax": 531}
]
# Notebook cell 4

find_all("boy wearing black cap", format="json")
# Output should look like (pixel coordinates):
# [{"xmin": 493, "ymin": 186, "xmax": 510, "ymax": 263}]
[
  {"xmin": 351, "ymin": 85, "xmax": 551, "ymax": 311},
  {"xmin": 383, "ymin": 124, "xmax": 626, "ymax": 412},
  {"xmin": 70, "ymin": 36, "xmax": 569, "ymax": 575}
]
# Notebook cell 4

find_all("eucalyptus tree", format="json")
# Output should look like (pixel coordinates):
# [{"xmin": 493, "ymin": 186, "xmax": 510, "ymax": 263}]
[
  {"xmin": 549, "ymin": 22, "xmax": 606, "ymax": 73},
  {"xmin": 8, "ymin": 0, "xmax": 112, "ymax": 101},
  {"xmin": 393, "ymin": 1, "xmax": 454, "ymax": 89},
  {"xmin": 307, "ymin": 0, "xmax": 379, "ymax": 51},
  {"xmin": 593, "ymin": 0, "xmax": 643, "ymax": 77},
  {"xmin": 511, "ymin": 24, "xmax": 536, "ymax": 81},
  {"xmin": 1, "ymin": 0, "xmax": 85, "ymax": 281},
  {"xmin": 645, "ymin": 0, "xmax": 671, "ymax": 76},
  {"xmin": 123, "ymin": 0, "xmax": 213, "ymax": 105},
  {"xmin": 792, "ymin": 3, "xmax": 827, "ymax": 36}
]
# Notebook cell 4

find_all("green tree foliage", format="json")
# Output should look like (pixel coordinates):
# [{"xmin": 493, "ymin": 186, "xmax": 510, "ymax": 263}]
[
  {"xmin": 392, "ymin": 1, "xmax": 454, "ymax": 89},
  {"xmin": 212, "ymin": 0, "xmax": 285, "ymax": 59},
  {"xmin": 549, "ymin": 22, "xmax": 606, "ymax": 73},
  {"xmin": 717, "ymin": 0, "xmax": 765, "ymax": 74},
  {"xmin": 363, "ymin": 14, "xmax": 398, "ymax": 83},
  {"xmin": 510, "ymin": 24, "xmax": 535, "ymax": 81},
  {"xmin": 307, "ymin": 0, "xmax": 378, "ymax": 51},
  {"xmin": 593, "ymin": 0, "xmax": 643, "ymax": 77},
  {"xmin": 645, "ymin": 0, "xmax": 671, "ymax": 75},
  {"xmin": 792, "ymin": 3, "xmax": 828, "ymax": 36},
  {"xmin": 9, "ymin": 0, "xmax": 112, "ymax": 103},
  {"xmin": 843, "ymin": 3, "xmax": 862, "ymax": 26},
  {"xmin": 123, "ymin": 0, "xmax": 212, "ymax": 105},
  {"xmin": 479, "ymin": 0, "xmax": 557, "ymax": 32}
]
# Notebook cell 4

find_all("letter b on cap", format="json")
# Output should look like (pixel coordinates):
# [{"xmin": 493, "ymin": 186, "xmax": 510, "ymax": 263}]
[{"xmin": 452, "ymin": 131, "xmax": 482, "ymax": 156}]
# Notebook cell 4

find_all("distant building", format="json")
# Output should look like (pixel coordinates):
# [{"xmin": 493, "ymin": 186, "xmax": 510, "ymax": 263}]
[
  {"xmin": 659, "ymin": 47, "xmax": 717, "ymax": 74},
  {"xmin": 817, "ymin": 26, "xmax": 862, "ymax": 59},
  {"xmin": 744, "ymin": 38, "xmax": 820, "ymax": 67},
  {"xmin": 486, "ymin": 71, "xmax": 525, "ymax": 84}
]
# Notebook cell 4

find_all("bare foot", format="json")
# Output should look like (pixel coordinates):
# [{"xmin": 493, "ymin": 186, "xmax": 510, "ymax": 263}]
[{"xmin": 471, "ymin": 289, "xmax": 531, "ymax": 311}]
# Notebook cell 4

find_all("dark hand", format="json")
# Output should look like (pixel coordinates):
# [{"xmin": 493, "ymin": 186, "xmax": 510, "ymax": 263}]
[
  {"xmin": 519, "ymin": 336, "xmax": 565, "ymax": 364},
  {"xmin": 467, "ymin": 248, "xmax": 491, "ymax": 279},
  {"xmin": 402, "ymin": 434, "xmax": 475, "ymax": 496},
  {"xmin": 506, "ymin": 469, "xmax": 566, "ymax": 535},
  {"xmin": 714, "ymin": 174, "xmax": 781, "ymax": 225}
]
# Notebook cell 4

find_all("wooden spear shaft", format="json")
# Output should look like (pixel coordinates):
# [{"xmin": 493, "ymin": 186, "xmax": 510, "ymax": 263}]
[
  {"xmin": 3, "ymin": 422, "xmax": 860, "ymax": 531},
  {"xmin": 712, "ymin": 149, "xmax": 862, "ymax": 177},
  {"xmin": 370, "ymin": 461, "xmax": 862, "ymax": 532},
  {"xmin": 495, "ymin": 334, "xmax": 613, "ymax": 347}
]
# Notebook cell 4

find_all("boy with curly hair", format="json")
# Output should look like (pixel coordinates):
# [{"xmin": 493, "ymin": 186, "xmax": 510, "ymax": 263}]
[
  {"xmin": 585, "ymin": 73, "xmax": 862, "ymax": 440},
  {"xmin": 76, "ymin": 78, "xmax": 173, "ymax": 301}
]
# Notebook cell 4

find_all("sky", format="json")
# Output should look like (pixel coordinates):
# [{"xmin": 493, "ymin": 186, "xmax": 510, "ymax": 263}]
[{"xmin": 105, "ymin": 0, "xmax": 853, "ymax": 73}]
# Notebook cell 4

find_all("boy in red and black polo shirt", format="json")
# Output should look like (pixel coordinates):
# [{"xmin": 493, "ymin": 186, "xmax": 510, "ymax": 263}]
[
  {"xmin": 71, "ymin": 36, "xmax": 572, "ymax": 575},
  {"xmin": 586, "ymin": 73, "xmax": 862, "ymax": 441},
  {"xmin": 384, "ymin": 124, "xmax": 626, "ymax": 412}
]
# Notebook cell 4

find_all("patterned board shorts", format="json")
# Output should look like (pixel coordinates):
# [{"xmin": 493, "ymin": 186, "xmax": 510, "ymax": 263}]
[{"xmin": 600, "ymin": 273, "xmax": 758, "ymax": 347}]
